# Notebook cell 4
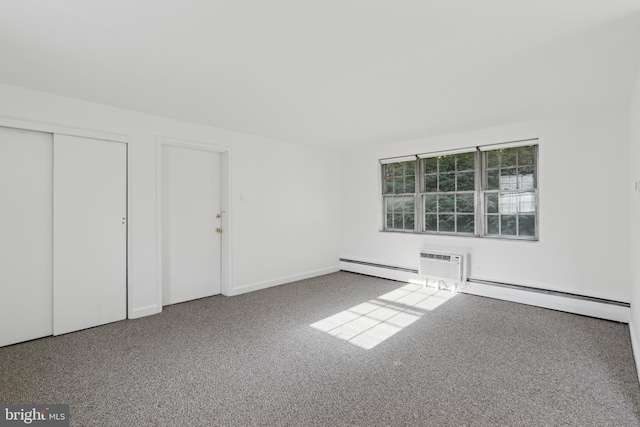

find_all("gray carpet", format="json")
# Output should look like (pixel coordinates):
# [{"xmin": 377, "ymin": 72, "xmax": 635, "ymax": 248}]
[{"xmin": 1, "ymin": 272, "xmax": 640, "ymax": 426}]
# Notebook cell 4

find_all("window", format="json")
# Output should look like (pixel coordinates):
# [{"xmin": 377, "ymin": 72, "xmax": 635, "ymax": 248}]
[
  {"xmin": 421, "ymin": 152, "xmax": 476, "ymax": 235},
  {"xmin": 381, "ymin": 160, "xmax": 416, "ymax": 232},
  {"xmin": 380, "ymin": 142, "xmax": 538, "ymax": 240},
  {"xmin": 482, "ymin": 145, "xmax": 537, "ymax": 238}
]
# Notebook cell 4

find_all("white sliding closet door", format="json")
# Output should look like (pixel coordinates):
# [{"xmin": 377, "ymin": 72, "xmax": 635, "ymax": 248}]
[
  {"xmin": 53, "ymin": 134, "xmax": 127, "ymax": 335},
  {"xmin": 162, "ymin": 144, "xmax": 221, "ymax": 305},
  {"xmin": 0, "ymin": 127, "xmax": 53, "ymax": 347}
]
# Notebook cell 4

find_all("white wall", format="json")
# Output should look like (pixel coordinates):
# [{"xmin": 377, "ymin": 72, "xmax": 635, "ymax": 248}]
[
  {"xmin": 629, "ymin": 66, "xmax": 640, "ymax": 364},
  {"xmin": 0, "ymin": 83, "xmax": 342, "ymax": 318},
  {"xmin": 342, "ymin": 108, "xmax": 631, "ymax": 302}
]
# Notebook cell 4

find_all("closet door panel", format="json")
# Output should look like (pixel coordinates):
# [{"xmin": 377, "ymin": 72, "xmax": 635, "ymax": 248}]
[
  {"xmin": 53, "ymin": 134, "xmax": 127, "ymax": 335},
  {"xmin": 0, "ymin": 127, "xmax": 53, "ymax": 347}
]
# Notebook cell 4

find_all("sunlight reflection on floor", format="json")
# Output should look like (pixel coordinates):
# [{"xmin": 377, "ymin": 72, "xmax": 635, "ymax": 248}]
[{"xmin": 310, "ymin": 283, "xmax": 456, "ymax": 350}]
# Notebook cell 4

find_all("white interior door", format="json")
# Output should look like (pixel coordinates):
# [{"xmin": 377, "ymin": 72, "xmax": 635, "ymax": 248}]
[
  {"xmin": 0, "ymin": 127, "xmax": 53, "ymax": 347},
  {"xmin": 53, "ymin": 134, "xmax": 127, "ymax": 335},
  {"xmin": 162, "ymin": 144, "xmax": 221, "ymax": 305}
]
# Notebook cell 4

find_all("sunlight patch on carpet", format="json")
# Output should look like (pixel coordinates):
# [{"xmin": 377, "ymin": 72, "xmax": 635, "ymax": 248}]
[{"xmin": 310, "ymin": 283, "xmax": 455, "ymax": 350}]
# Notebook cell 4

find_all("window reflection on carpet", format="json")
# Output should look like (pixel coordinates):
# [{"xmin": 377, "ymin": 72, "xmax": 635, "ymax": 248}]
[{"xmin": 310, "ymin": 283, "xmax": 455, "ymax": 350}]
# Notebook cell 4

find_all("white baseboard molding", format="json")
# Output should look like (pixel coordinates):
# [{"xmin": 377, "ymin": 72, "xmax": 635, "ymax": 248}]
[
  {"xmin": 629, "ymin": 318, "xmax": 640, "ymax": 384},
  {"xmin": 462, "ymin": 281, "xmax": 629, "ymax": 323},
  {"xmin": 339, "ymin": 259, "xmax": 422, "ymax": 284},
  {"xmin": 339, "ymin": 258, "xmax": 629, "ymax": 323},
  {"xmin": 129, "ymin": 304, "xmax": 162, "ymax": 319},
  {"xmin": 227, "ymin": 266, "xmax": 340, "ymax": 297}
]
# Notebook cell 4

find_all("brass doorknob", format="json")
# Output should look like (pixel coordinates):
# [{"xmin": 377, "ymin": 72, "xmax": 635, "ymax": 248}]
[{"xmin": 215, "ymin": 228, "xmax": 222, "ymax": 234}]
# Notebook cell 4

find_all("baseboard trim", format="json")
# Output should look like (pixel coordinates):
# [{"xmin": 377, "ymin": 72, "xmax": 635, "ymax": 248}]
[
  {"xmin": 228, "ymin": 266, "xmax": 340, "ymax": 296},
  {"xmin": 339, "ymin": 259, "xmax": 422, "ymax": 284},
  {"xmin": 339, "ymin": 258, "xmax": 630, "ymax": 323},
  {"xmin": 129, "ymin": 304, "xmax": 161, "ymax": 319},
  {"xmin": 338, "ymin": 258, "xmax": 418, "ymax": 273},
  {"xmin": 462, "ymin": 280, "xmax": 629, "ymax": 323},
  {"xmin": 466, "ymin": 278, "xmax": 629, "ymax": 307}
]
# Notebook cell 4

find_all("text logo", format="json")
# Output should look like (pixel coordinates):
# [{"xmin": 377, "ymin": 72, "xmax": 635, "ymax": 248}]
[{"xmin": 0, "ymin": 405, "xmax": 69, "ymax": 427}]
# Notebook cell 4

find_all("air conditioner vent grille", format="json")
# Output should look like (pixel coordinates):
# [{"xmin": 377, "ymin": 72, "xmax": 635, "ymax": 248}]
[{"xmin": 419, "ymin": 250, "xmax": 467, "ymax": 284}]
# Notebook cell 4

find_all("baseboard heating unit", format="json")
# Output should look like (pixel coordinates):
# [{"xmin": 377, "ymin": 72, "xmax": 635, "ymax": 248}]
[{"xmin": 338, "ymin": 258, "xmax": 629, "ymax": 323}]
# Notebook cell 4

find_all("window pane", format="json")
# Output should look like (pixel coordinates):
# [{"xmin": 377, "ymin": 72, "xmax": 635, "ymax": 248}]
[
  {"xmin": 383, "ymin": 196, "xmax": 415, "ymax": 231},
  {"xmin": 456, "ymin": 193, "xmax": 474, "ymax": 213},
  {"xmin": 384, "ymin": 161, "xmax": 416, "ymax": 194},
  {"xmin": 518, "ymin": 166, "xmax": 534, "ymax": 190},
  {"xmin": 393, "ymin": 214, "xmax": 404, "ymax": 229},
  {"xmin": 439, "ymin": 214, "xmax": 455, "ymax": 232},
  {"xmin": 405, "ymin": 175, "xmax": 416, "ymax": 193},
  {"xmin": 439, "ymin": 155, "xmax": 456, "ymax": 172},
  {"xmin": 384, "ymin": 163, "xmax": 395, "ymax": 178},
  {"xmin": 424, "ymin": 157, "xmax": 437, "ymax": 174},
  {"xmin": 439, "ymin": 173, "xmax": 455, "ymax": 192},
  {"xmin": 499, "ymin": 193, "xmax": 517, "ymax": 214},
  {"xmin": 486, "ymin": 193, "xmax": 499, "ymax": 213},
  {"xmin": 456, "ymin": 215, "xmax": 475, "ymax": 234},
  {"xmin": 518, "ymin": 214, "xmax": 535, "ymax": 236},
  {"xmin": 384, "ymin": 179, "xmax": 393, "ymax": 194},
  {"xmin": 424, "ymin": 174, "xmax": 437, "ymax": 192},
  {"xmin": 457, "ymin": 171, "xmax": 475, "ymax": 191},
  {"xmin": 385, "ymin": 197, "xmax": 393, "ymax": 213},
  {"xmin": 424, "ymin": 194, "xmax": 437, "ymax": 213},
  {"xmin": 438, "ymin": 194, "xmax": 455, "ymax": 212},
  {"xmin": 487, "ymin": 215, "xmax": 499, "ymax": 235},
  {"xmin": 391, "ymin": 177, "xmax": 403, "ymax": 193},
  {"xmin": 518, "ymin": 146, "xmax": 534, "ymax": 166},
  {"xmin": 404, "ymin": 161, "xmax": 415, "ymax": 176},
  {"xmin": 501, "ymin": 148, "xmax": 517, "ymax": 167},
  {"xmin": 501, "ymin": 215, "xmax": 517, "ymax": 235},
  {"xmin": 425, "ymin": 214, "xmax": 437, "ymax": 231},
  {"xmin": 486, "ymin": 169, "xmax": 500, "ymax": 190},
  {"xmin": 500, "ymin": 168, "xmax": 518, "ymax": 190},
  {"xmin": 457, "ymin": 152, "xmax": 475, "ymax": 171},
  {"xmin": 404, "ymin": 196, "xmax": 415, "ymax": 212},
  {"xmin": 393, "ymin": 197, "xmax": 403, "ymax": 213},
  {"xmin": 487, "ymin": 151, "xmax": 500, "ymax": 169},
  {"xmin": 404, "ymin": 214, "xmax": 415, "ymax": 231},
  {"xmin": 518, "ymin": 192, "xmax": 535, "ymax": 213}
]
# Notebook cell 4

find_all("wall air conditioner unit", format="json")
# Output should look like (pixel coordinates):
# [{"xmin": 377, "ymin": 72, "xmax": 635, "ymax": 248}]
[{"xmin": 419, "ymin": 250, "xmax": 467, "ymax": 293}]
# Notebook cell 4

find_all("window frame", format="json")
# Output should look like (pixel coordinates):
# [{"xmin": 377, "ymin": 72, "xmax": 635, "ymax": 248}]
[
  {"xmin": 418, "ymin": 151, "xmax": 478, "ymax": 236},
  {"xmin": 380, "ymin": 140, "xmax": 539, "ymax": 241},
  {"xmin": 479, "ymin": 144, "xmax": 539, "ymax": 240},
  {"xmin": 380, "ymin": 159, "xmax": 418, "ymax": 233}
]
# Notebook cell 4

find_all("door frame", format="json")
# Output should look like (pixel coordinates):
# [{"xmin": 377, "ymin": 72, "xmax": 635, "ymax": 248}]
[{"xmin": 156, "ymin": 136, "xmax": 231, "ymax": 308}]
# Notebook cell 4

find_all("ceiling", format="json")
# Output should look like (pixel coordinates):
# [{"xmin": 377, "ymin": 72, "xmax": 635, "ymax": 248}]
[{"xmin": 1, "ymin": 1, "xmax": 639, "ymax": 150}]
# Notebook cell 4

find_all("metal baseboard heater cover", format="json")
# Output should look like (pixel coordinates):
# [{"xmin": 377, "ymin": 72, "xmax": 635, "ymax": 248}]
[
  {"xmin": 418, "ymin": 250, "xmax": 467, "ymax": 284},
  {"xmin": 339, "ymin": 258, "xmax": 629, "ymax": 321},
  {"xmin": 338, "ymin": 258, "xmax": 417, "ymax": 273},
  {"xmin": 339, "ymin": 258, "xmax": 627, "ymax": 307}
]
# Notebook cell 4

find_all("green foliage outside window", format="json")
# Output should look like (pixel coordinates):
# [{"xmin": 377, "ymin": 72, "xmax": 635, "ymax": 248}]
[{"xmin": 381, "ymin": 143, "xmax": 538, "ymax": 240}]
